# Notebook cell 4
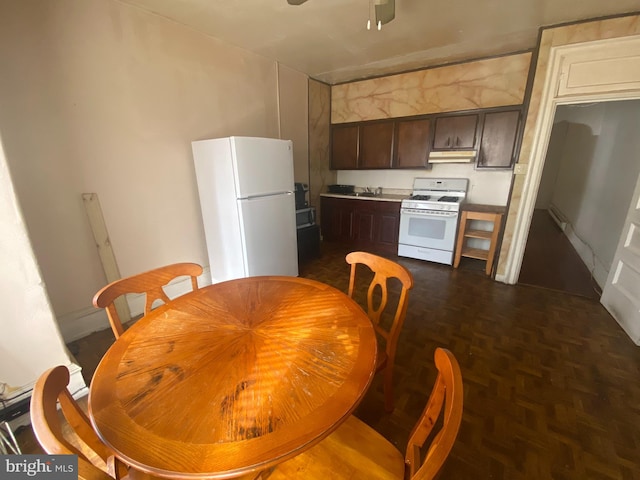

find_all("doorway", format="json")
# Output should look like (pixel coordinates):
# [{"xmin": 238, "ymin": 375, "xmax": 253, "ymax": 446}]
[{"xmin": 518, "ymin": 100, "xmax": 640, "ymax": 299}]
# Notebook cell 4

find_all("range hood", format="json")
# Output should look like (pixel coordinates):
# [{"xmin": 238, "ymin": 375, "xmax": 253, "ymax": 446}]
[{"xmin": 428, "ymin": 150, "xmax": 477, "ymax": 163}]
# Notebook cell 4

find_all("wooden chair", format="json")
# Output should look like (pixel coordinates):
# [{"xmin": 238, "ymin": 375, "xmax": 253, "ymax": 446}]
[
  {"xmin": 30, "ymin": 365, "xmax": 129, "ymax": 480},
  {"xmin": 267, "ymin": 347, "xmax": 463, "ymax": 480},
  {"xmin": 346, "ymin": 251, "xmax": 414, "ymax": 412},
  {"xmin": 93, "ymin": 262, "xmax": 203, "ymax": 339}
]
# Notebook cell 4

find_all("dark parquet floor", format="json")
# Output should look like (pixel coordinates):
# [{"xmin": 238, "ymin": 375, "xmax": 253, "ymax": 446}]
[
  {"xmin": 18, "ymin": 240, "xmax": 640, "ymax": 479},
  {"xmin": 299, "ymin": 242, "xmax": 640, "ymax": 480},
  {"xmin": 519, "ymin": 209, "xmax": 601, "ymax": 300}
]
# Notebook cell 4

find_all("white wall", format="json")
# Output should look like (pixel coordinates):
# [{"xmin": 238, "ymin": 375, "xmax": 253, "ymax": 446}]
[
  {"xmin": 337, "ymin": 165, "xmax": 513, "ymax": 205},
  {"xmin": 0, "ymin": 0, "xmax": 307, "ymax": 340},
  {"xmin": 0, "ymin": 134, "xmax": 85, "ymax": 413},
  {"xmin": 536, "ymin": 120, "xmax": 568, "ymax": 209},
  {"xmin": 542, "ymin": 101, "xmax": 640, "ymax": 286}
]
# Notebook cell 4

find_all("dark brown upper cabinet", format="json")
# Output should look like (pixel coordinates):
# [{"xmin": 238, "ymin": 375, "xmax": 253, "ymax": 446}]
[
  {"xmin": 432, "ymin": 114, "xmax": 479, "ymax": 150},
  {"xmin": 330, "ymin": 106, "xmax": 522, "ymax": 170},
  {"xmin": 393, "ymin": 118, "xmax": 432, "ymax": 168},
  {"xmin": 477, "ymin": 109, "xmax": 521, "ymax": 169},
  {"xmin": 359, "ymin": 121, "xmax": 394, "ymax": 168},
  {"xmin": 331, "ymin": 124, "xmax": 359, "ymax": 170}
]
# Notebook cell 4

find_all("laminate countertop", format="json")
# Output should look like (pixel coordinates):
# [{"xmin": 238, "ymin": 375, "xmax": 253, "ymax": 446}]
[{"xmin": 320, "ymin": 193, "xmax": 408, "ymax": 202}]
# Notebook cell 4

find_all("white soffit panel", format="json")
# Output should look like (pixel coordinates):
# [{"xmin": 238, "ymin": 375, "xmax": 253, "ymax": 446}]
[{"xmin": 557, "ymin": 35, "xmax": 640, "ymax": 96}]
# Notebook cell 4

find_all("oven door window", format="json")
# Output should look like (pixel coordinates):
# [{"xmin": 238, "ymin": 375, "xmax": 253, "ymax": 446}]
[
  {"xmin": 399, "ymin": 212, "xmax": 458, "ymax": 251},
  {"xmin": 408, "ymin": 216, "xmax": 446, "ymax": 239}
]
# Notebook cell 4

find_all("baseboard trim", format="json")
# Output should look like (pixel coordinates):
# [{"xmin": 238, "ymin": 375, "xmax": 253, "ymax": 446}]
[
  {"xmin": 4, "ymin": 362, "xmax": 87, "ymax": 430},
  {"xmin": 58, "ymin": 306, "xmax": 111, "ymax": 343},
  {"xmin": 564, "ymin": 226, "xmax": 607, "ymax": 289},
  {"xmin": 548, "ymin": 205, "xmax": 567, "ymax": 231}
]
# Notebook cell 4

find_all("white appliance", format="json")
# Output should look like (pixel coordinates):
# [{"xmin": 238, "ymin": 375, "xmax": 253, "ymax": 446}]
[
  {"xmin": 192, "ymin": 136, "xmax": 298, "ymax": 281},
  {"xmin": 398, "ymin": 178, "xmax": 469, "ymax": 265}
]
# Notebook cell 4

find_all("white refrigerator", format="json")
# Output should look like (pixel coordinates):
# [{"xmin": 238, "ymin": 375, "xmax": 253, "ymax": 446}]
[{"xmin": 192, "ymin": 136, "xmax": 299, "ymax": 282}]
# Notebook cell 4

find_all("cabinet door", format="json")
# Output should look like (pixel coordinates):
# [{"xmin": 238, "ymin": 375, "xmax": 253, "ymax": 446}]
[
  {"xmin": 477, "ymin": 110, "xmax": 520, "ymax": 169},
  {"xmin": 359, "ymin": 122, "xmax": 394, "ymax": 169},
  {"xmin": 331, "ymin": 125, "xmax": 359, "ymax": 169},
  {"xmin": 353, "ymin": 209, "xmax": 376, "ymax": 245},
  {"xmin": 320, "ymin": 197, "xmax": 354, "ymax": 241},
  {"xmin": 377, "ymin": 208, "xmax": 401, "ymax": 250},
  {"xmin": 321, "ymin": 197, "xmax": 401, "ymax": 254},
  {"xmin": 355, "ymin": 200, "xmax": 400, "ymax": 255},
  {"xmin": 433, "ymin": 114, "xmax": 479, "ymax": 149},
  {"xmin": 394, "ymin": 118, "xmax": 432, "ymax": 168}
]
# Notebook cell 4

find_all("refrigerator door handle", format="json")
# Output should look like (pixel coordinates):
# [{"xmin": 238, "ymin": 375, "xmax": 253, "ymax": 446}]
[{"xmin": 244, "ymin": 191, "xmax": 293, "ymax": 200}]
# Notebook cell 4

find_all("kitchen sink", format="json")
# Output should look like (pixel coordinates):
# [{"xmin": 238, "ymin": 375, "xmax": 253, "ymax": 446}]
[{"xmin": 342, "ymin": 191, "xmax": 379, "ymax": 197}]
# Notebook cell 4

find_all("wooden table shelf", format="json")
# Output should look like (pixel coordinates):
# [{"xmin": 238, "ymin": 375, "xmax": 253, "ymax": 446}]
[
  {"xmin": 463, "ymin": 229, "xmax": 493, "ymax": 240},
  {"xmin": 454, "ymin": 204, "xmax": 506, "ymax": 276},
  {"xmin": 460, "ymin": 247, "xmax": 490, "ymax": 261}
]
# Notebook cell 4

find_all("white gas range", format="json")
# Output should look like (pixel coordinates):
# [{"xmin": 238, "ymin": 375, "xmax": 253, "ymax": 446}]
[{"xmin": 398, "ymin": 178, "xmax": 469, "ymax": 265}]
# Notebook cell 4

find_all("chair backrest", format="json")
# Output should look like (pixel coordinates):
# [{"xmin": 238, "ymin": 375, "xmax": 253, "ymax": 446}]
[
  {"xmin": 405, "ymin": 348, "xmax": 464, "ymax": 480},
  {"xmin": 93, "ymin": 262, "xmax": 203, "ymax": 339},
  {"xmin": 30, "ymin": 365, "xmax": 127, "ymax": 480},
  {"xmin": 345, "ymin": 251, "xmax": 414, "ymax": 361}
]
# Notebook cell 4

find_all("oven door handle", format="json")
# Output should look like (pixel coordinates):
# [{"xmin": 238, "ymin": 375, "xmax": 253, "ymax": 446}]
[{"xmin": 401, "ymin": 209, "xmax": 459, "ymax": 218}]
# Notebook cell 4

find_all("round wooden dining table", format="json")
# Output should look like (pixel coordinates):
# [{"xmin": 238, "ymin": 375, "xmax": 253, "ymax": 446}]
[{"xmin": 89, "ymin": 276, "xmax": 377, "ymax": 480}]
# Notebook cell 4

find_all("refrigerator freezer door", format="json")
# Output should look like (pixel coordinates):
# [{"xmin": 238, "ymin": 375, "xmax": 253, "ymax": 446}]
[
  {"xmin": 238, "ymin": 192, "xmax": 298, "ymax": 277},
  {"xmin": 230, "ymin": 137, "xmax": 295, "ymax": 198}
]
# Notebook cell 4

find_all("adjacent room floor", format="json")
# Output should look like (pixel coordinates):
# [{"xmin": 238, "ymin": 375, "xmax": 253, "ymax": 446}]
[
  {"xmin": 17, "ymin": 241, "xmax": 640, "ymax": 479},
  {"xmin": 519, "ymin": 208, "xmax": 601, "ymax": 300}
]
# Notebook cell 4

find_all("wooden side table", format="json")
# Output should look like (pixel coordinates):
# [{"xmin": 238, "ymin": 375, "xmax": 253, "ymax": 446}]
[{"xmin": 453, "ymin": 204, "xmax": 506, "ymax": 276}]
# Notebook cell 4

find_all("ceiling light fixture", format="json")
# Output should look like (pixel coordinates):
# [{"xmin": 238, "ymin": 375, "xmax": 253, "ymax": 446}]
[
  {"xmin": 286, "ymin": 0, "xmax": 394, "ymax": 30},
  {"xmin": 367, "ymin": 0, "xmax": 395, "ymax": 30}
]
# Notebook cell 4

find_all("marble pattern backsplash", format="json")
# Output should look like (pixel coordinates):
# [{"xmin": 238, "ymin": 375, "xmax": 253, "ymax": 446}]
[
  {"xmin": 331, "ymin": 52, "xmax": 532, "ymax": 124},
  {"xmin": 308, "ymin": 79, "xmax": 333, "ymax": 221}
]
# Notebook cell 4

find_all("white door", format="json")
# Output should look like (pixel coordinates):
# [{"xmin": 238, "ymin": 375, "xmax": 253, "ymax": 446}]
[
  {"xmin": 231, "ymin": 137, "xmax": 295, "ymax": 198},
  {"xmin": 601, "ymin": 172, "xmax": 640, "ymax": 345},
  {"xmin": 237, "ymin": 193, "xmax": 299, "ymax": 277}
]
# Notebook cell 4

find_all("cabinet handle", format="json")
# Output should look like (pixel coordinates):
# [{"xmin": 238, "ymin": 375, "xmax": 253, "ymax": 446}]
[
  {"xmin": 445, "ymin": 137, "xmax": 451, "ymax": 147},
  {"xmin": 455, "ymin": 136, "xmax": 460, "ymax": 147}
]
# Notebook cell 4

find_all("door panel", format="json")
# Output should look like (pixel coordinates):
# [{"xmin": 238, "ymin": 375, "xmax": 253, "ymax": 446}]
[
  {"xmin": 478, "ymin": 110, "xmax": 520, "ymax": 168},
  {"xmin": 238, "ymin": 193, "xmax": 298, "ymax": 277},
  {"xmin": 395, "ymin": 119, "xmax": 431, "ymax": 168},
  {"xmin": 359, "ymin": 122, "xmax": 394, "ymax": 168},
  {"xmin": 433, "ymin": 114, "xmax": 478, "ymax": 149},
  {"xmin": 601, "ymin": 173, "xmax": 640, "ymax": 345},
  {"xmin": 331, "ymin": 125, "xmax": 359, "ymax": 169},
  {"xmin": 232, "ymin": 137, "xmax": 294, "ymax": 198},
  {"xmin": 399, "ymin": 213, "xmax": 457, "ymax": 251}
]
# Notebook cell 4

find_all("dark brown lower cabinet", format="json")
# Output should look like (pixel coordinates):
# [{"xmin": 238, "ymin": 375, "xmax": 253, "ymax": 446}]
[
  {"xmin": 320, "ymin": 197, "xmax": 400, "ymax": 255},
  {"xmin": 321, "ymin": 196, "xmax": 354, "ymax": 240}
]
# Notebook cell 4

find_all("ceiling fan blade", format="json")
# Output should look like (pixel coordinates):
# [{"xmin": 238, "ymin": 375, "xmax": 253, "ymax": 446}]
[{"xmin": 287, "ymin": 0, "xmax": 309, "ymax": 5}]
